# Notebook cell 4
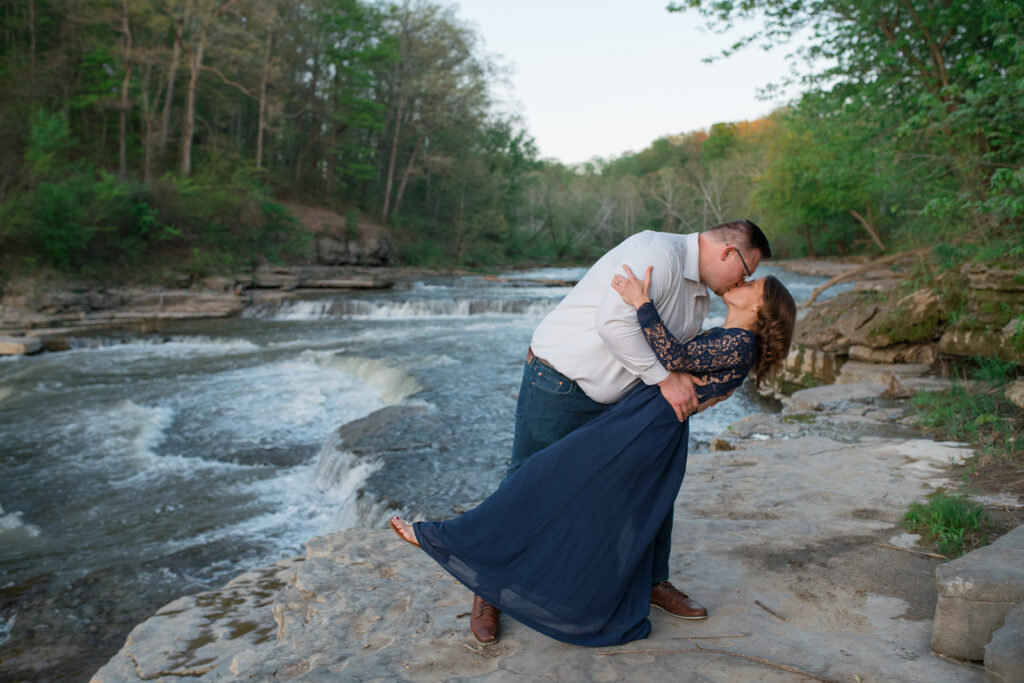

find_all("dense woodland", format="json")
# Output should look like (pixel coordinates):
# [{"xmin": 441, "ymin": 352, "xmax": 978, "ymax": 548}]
[{"xmin": 0, "ymin": 0, "xmax": 1021, "ymax": 281}]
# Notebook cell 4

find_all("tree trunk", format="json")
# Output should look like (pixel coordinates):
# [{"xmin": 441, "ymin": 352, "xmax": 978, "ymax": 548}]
[
  {"xmin": 160, "ymin": 16, "xmax": 185, "ymax": 154},
  {"xmin": 256, "ymin": 28, "xmax": 272, "ymax": 169},
  {"xmin": 805, "ymin": 225, "xmax": 815, "ymax": 257},
  {"xmin": 381, "ymin": 97, "xmax": 404, "ymax": 222},
  {"xmin": 118, "ymin": 0, "xmax": 133, "ymax": 178},
  {"xmin": 849, "ymin": 208, "xmax": 886, "ymax": 251},
  {"xmin": 180, "ymin": 26, "xmax": 207, "ymax": 177},
  {"xmin": 392, "ymin": 132, "xmax": 421, "ymax": 218},
  {"xmin": 140, "ymin": 63, "xmax": 159, "ymax": 184},
  {"xmin": 455, "ymin": 190, "xmax": 465, "ymax": 262},
  {"xmin": 28, "ymin": 0, "xmax": 36, "ymax": 91}
]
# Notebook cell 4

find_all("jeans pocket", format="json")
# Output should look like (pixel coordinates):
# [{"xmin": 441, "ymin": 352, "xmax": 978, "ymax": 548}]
[{"xmin": 529, "ymin": 365, "xmax": 573, "ymax": 396}]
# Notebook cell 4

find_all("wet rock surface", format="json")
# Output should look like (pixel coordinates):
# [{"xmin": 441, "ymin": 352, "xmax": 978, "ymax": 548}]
[{"xmin": 91, "ymin": 365, "xmax": 1018, "ymax": 682}]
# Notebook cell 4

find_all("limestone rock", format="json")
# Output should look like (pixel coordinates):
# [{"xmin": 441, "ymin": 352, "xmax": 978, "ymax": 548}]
[
  {"xmin": 0, "ymin": 336, "xmax": 42, "ymax": 355},
  {"xmin": 962, "ymin": 262, "xmax": 1024, "ymax": 293},
  {"xmin": 253, "ymin": 267, "xmax": 300, "ymax": 289},
  {"xmin": 932, "ymin": 525, "xmax": 1024, "ymax": 661},
  {"xmin": 90, "ymin": 558, "xmax": 301, "ymax": 683},
  {"xmin": 1006, "ymin": 378, "xmax": 1024, "ymax": 411},
  {"xmin": 848, "ymin": 343, "xmax": 936, "ymax": 364},
  {"xmin": 939, "ymin": 325, "xmax": 1024, "ymax": 363},
  {"xmin": 315, "ymin": 235, "xmax": 358, "ymax": 266},
  {"xmin": 836, "ymin": 361, "xmax": 931, "ymax": 385},
  {"xmin": 985, "ymin": 602, "xmax": 1024, "ymax": 683},
  {"xmin": 200, "ymin": 276, "xmax": 235, "ymax": 292}
]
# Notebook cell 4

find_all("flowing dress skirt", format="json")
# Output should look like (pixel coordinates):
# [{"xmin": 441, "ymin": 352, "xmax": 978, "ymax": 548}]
[{"xmin": 414, "ymin": 383, "xmax": 690, "ymax": 647}]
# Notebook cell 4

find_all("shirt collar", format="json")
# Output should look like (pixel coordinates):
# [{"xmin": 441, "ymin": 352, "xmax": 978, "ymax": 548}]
[{"xmin": 684, "ymin": 232, "xmax": 705, "ymax": 292}]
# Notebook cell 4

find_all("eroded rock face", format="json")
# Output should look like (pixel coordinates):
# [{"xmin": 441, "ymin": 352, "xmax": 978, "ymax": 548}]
[
  {"xmin": 781, "ymin": 261, "xmax": 1024, "ymax": 391},
  {"xmin": 314, "ymin": 235, "xmax": 394, "ymax": 266}
]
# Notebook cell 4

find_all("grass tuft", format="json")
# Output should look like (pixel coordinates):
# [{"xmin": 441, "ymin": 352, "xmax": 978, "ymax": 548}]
[{"xmin": 903, "ymin": 490, "xmax": 992, "ymax": 557}]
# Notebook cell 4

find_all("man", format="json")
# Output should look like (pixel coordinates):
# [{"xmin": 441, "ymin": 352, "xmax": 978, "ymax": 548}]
[{"xmin": 468, "ymin": 219, "xmax": 771, "ymax": 645}]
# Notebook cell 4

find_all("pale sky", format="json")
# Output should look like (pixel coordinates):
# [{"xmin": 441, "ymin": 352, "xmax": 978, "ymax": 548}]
[{"xmin": 452, "ymin": 1, "xmax": 800, "ymax": 165}]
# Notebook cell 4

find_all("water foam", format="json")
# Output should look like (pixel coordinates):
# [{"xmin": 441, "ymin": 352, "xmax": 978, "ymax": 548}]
[
  {"xmin": 312, "ymin": 432, "xmax": 387, "ymax": 530},
  {"xmin": 0, "ymin": 503, "xmax": 41, "ymax": 543},
  {"xmin": 0, "ymin": 611, "xmax": 15, "ymax": 647},
  {"xmin": 72, "ymin": 400, "xmax": 233, "ymax": 483},
  {"xmin": 246, "ymin": 297, "xmax": 558, "ymax": 321},
  {"xmin": 304, "ymin": 352, "xmax": 423, "ymax": 404}
]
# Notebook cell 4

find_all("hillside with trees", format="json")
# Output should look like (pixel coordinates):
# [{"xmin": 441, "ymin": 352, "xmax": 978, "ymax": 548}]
[{"xmin": 0, "ymin": 0, "xmax": 1021, "ymax": 280}]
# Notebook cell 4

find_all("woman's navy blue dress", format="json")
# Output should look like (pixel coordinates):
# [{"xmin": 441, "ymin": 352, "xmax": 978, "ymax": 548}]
[{"xmin": 414, "ymin": 303, "xmax": 756, "ymax": 647}]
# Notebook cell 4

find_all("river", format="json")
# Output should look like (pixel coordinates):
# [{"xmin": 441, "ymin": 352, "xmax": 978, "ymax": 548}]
[{"xmin": 0, "ymin": 264, "xmax": 844, "ymax": 680}]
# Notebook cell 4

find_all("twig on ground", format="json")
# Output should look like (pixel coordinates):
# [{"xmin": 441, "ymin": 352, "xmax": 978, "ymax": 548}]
[
  {"xmin": 596, "ymin": 646, "xmax": 839, "ymax": 682},
  {"xmin": 755, "ymin": 599, "xmax": 789, "ymax": 622},
  {"xmin": 670, "ymin": 634, "xmax": 749, "ymax": 641},
  {"xmin": 872, "ymin": 541, "xmax": 946, "ymax": 560}
]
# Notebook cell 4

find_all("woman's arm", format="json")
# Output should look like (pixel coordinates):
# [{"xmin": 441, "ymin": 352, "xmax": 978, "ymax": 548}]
[{"xmin": 612, "ymin": 265, "xmax": 750, "ymax": 374}]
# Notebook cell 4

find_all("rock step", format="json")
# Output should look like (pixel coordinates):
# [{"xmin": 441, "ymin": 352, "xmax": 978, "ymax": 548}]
[
  {"xmin": 985, "ymin": 602, "xmax": 1024, "ymax": 683},
  {"xmin": 932, "ymin": 525, "xmax": 1024, "ymax": 662}
]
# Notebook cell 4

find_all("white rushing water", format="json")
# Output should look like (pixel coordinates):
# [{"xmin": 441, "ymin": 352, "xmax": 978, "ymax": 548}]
[{"xmin": 0, "ymin": 265, "xmax": 845, "ymax": 679}]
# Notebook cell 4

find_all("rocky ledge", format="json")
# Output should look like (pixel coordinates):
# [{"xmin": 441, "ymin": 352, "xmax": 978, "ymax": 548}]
[
  {"xmin": 0, "ymin": 265, "xmax": 401, "ymax": 354},
  {"xmin": 92, "ymin": 362, "xmax": 1022, "ymax": 682}
]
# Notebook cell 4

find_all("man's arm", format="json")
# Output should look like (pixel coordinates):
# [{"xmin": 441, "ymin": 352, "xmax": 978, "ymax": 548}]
[{"xmin": 595, "ymin": 247, "xmax": 699, "ymax": 420}]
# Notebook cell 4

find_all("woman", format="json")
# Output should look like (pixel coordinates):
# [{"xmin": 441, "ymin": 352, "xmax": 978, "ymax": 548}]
[{"xmin": 391, "ymin": 265, "xmax": 796, "ymax": 646}]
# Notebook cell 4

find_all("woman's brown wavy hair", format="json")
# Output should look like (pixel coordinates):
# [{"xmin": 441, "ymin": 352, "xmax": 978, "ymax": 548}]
[{"xmin": 751, "ymin": 275, "xmax": 796, "ymax": 388}]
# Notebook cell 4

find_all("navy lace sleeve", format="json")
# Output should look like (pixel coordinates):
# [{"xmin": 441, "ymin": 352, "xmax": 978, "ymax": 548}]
[{"xmin": 636, "ymin": 302, "xmax": 756, "ymax": 403}]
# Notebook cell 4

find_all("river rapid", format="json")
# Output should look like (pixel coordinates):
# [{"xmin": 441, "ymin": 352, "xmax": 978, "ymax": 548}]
[{"xmin": 0, "ymin": 265, "xmax": 843, "ymax": 680}]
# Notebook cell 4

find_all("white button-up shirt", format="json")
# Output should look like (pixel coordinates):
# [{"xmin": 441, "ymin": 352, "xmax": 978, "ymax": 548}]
[{"xmin": 530, "ymin": 231, "xmax": 709, "ymax": 404}]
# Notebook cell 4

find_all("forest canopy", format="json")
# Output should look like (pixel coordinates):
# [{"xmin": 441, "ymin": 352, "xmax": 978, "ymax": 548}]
[{"xmin": 0, "ymin": 0, "xmax": 1020, "ymax": 280}]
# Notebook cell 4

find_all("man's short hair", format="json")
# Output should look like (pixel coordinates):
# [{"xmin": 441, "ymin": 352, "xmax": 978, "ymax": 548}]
[{"xmin": 705, "ymin": 220, "xmax": 771, "ymax": 259}]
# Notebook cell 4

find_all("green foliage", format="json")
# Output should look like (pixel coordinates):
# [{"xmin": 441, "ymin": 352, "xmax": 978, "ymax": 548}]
[
  {"xmin": 903, "ymin": 490, "xmax": 991, "ymax": 557},
  {"xmin": 912, "ymin": 367, "xmax": 1023, "ymax": 463},
  {"xmin": 671, "ymin": 0, "xmax": 1024, "ymax": 257},
  {"xmin": 399, "ymin": 240, "xmax": 445, "ymax": 268}
]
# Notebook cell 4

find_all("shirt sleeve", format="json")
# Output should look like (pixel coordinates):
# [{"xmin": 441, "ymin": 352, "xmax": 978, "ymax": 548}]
[{"xmin": 594, "ymin": 246, "xmax": 681, "ymax": 386}]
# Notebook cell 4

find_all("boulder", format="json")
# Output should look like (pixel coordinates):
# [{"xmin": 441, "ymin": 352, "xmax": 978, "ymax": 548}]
[
  {"xmin": 836, "ymin": 361, "xmax": 931, "ymax": 385},
  {"xmin": 985, "ymin": 601, "xmax": 1024, "ymax": 683},
  {"xmin": 200, "ymin": 276, "xmax": 234, "ymax": 292},
  {"xmin": 770, "ymin": 345, "xmax": 845, "ymax": 395},
  {"xmin": 962, "ymin": 262, "xmax": 1024, "ymax": 293},
  {"xmin": 939, "ymin": 325, "xmax": 1024, "ymax": 363},
  {"xmin": 1006, "ymin": 378, "xmax": 1024, "ymax": 411},
  {"xmin": 252, "ymin": 267, "xmax": 299, "ymax": 290},
  {"xmin": 0, "ymin": 336, "xmax": 43, "ymax": 355},
  {"xmin": 848, "ymin": 343, "xmax": 937, "ymax": 365},
  {"xmin": 315, "ymin": 235, "xmax": 358, "ymax": 266},
  {"xmin": 932, "ymin": 525, "xmax": 1024, "ymax": 661}
]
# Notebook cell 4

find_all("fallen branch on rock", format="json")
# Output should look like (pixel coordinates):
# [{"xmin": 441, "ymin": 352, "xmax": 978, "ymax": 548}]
[{"xmin": 801, "ymin": 248, "xmax": 929, "ymax": 308}]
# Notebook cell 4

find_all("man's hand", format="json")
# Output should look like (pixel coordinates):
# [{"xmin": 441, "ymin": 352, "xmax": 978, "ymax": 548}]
[{"xmin": 657, "ymin": 372, "xmax": 700, "ymax": 421}]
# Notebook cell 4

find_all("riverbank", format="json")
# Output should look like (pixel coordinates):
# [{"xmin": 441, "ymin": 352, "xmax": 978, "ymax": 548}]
[{"xmin": 89, "ymin": 361, "xmax": 1021, "ymax": 682}]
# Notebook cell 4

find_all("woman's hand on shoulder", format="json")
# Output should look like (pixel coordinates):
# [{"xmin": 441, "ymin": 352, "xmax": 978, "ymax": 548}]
[{"xmin": 611, "ymin": 264, "xmax": 652, "ymax": 309}]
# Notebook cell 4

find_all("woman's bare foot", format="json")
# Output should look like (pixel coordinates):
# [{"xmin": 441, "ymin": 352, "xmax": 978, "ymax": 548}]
[{"xmin": 389, "ymin": 516, "xmax": 419, "ymax": 547}]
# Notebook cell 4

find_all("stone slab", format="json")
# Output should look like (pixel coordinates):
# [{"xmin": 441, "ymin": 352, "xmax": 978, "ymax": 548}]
[
  {"xmin": 0, "ymin": 335, "xmax": 42, "ymax": 355},
  {"xmin": 985, "ymin": 602, "xmax": 1024, "ymax": 683},
  {"xmin": 932, "ymin": 526, "xmax": 1024, "ymax": 661}
]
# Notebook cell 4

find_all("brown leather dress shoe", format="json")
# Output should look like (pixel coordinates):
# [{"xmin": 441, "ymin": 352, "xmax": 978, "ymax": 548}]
[
  {"xmin": 650, "ymin": 581, "xmax": 708, "ymax": 620},
  {"xmin": 470, "ymin": 595, "xmax": 501, "ymax": 644}
]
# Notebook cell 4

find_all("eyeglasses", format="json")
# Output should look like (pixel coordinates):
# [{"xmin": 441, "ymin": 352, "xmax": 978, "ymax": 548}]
[{"xmin": 728, "ymin": 244, "xmax": 752, "ymax": 278}]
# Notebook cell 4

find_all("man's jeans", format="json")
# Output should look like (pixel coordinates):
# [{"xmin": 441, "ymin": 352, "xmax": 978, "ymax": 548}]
[{"xmin": 507, "ymin": 355, "xmax": 675, "ymax": 585}]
